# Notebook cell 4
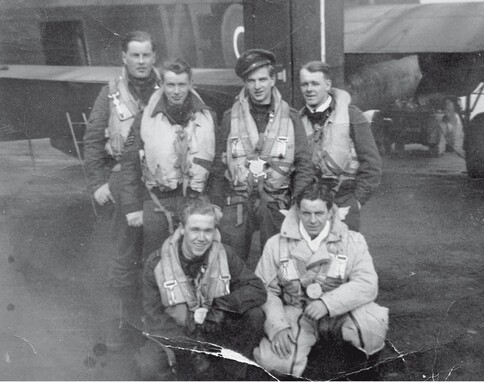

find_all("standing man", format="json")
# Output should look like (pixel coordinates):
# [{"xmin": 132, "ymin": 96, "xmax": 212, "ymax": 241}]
[
  {"xmin": 211, "ymin": 49, "xmax": 313, "ymax": 270},
  {"xmin": 253, "ymin": 181, "xmax": 388, "ymax": 379},
  {"xmin": 121, "ymin": 58, "xmax": 217, "ymax": 258},
  {"xmin": 299, "ymin": 61, "xmax": 382, "ymax": 231},
  {"xmin": 136, "ymin": 198, "xmax": 267, "ymax": 380},
  {"xmin": 83, "ymin": 31, "xmax": 159, "ymax": 349}
]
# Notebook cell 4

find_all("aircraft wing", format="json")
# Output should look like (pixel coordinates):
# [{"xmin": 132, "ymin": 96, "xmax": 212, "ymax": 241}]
[
  {"xmin": 0, "ymin": 65, "xmax": 241, "ymax": 87},
  {"xmin": 345, "ymin": 3, "xmax": 484, "ymax": 54}
]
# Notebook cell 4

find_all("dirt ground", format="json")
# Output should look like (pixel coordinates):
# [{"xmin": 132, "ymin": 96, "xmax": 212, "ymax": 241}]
[{"xmin": 0, "ymin": 139, "xmax": 483, "ymax": 380}]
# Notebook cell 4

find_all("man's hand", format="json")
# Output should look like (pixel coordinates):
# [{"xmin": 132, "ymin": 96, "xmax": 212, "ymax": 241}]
[
  {"xmin": 93, "ymin": 183, "xmax": 115, "ymax": 205},
  {"xmin": 304, "ymin": 299, "xmax": 328, "ymax": 321},
  {"xmin": 271, "ymin": 328, "xmax": 295, "ymax": 359},
  {"xmin": 126, "ymin": 211, "xmax": 143, "ymax": 226}
]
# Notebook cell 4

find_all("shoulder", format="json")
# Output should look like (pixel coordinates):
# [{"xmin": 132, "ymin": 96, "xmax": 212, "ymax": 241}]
[
  {"xmin": 288, "ymin": 107, "xmax": 304, "ymax": 125},
  {"xmin": 263, "ymin": 233, "xmax": 283, "ymax": 253},
  {"xmin": 348, "ymin": 105, "xmax": 369, "ymax": 125},
  {"xmin": 220, "ymin": 109, "xmax": 233, "ymax": 128},
  {"xmin": 145, "ymin": 248, "xmax": 163, "ymax": 272},
  {"xmin": 344, "ymin": 229, "xmax": 369, "ymax": 254},
  {"xmin": 198, "ymin": 107, "xmax": 217, "ymax": 125},
  {"xmin": 93, "ymin": 85, "xmax": 110, "ymax": 102}
]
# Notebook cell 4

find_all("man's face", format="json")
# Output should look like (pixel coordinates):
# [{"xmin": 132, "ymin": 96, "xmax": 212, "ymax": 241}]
[
  {"xmin": 163, "ymin": 71, "xmax": 192, "ymax": 106},
  {"xmin": 299, "ymin": 68, "xmax": 331, "ymax": 108},
  {"xmin": 298, "ymin": 198, "xmax": 331, "ymax": 238},
  {"xmin": 244, "ymin": 66, "xmax": 275, "ymax": 105},
  {"xmin": 181, "ymin": 213, "xmax": 216, "ymax": 259},
  {"xmin": 122, "ymin": 40, "xmax": 156, "ymax": 79}
]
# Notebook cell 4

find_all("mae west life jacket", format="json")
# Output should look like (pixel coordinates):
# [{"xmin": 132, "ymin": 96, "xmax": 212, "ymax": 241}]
[
  {"xmin": 225, "ymin": 88, "xmax": 295, "ymax": 193},
  {"xmin": 105, "ymin": 67, "xmax": 160, "ymax": 159},
  {"xmin": 277, "ymin": 233, "xmax": 347, "ymax": 305},
  {"xmin": 153, "ymin": 229, "xmax": 231, "ymax": 325},
  {"xmin": 301, "ymin": 88, "xmax": 359, "ymax": 179},
  {"xmin": 140, "ymin": 89, "xmax": 215, "ymax": 193}
]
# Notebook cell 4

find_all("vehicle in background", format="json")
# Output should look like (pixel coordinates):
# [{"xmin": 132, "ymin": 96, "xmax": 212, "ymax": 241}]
[
  {"xmin": 345, "ymin": 2, "xmax": 484, "ymax": 176},
  {"xmin": 1, "ymin": 0, "xmax": 484, "ymax": 177}
]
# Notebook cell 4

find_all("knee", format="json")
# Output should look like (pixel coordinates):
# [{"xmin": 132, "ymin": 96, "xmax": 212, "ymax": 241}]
[
  {"xmin": 243, "ymin": 307, "xmax": 265, "ymax": 333},
  {"xmin": 135, "ymin": 341, "xmax": 173, "ymax": 381}
]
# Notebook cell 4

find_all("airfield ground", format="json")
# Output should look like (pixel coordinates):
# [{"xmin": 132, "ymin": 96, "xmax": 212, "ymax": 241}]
[{"xmin": 0, "ymin": 139, "xmax": 483, "ymax": 380}]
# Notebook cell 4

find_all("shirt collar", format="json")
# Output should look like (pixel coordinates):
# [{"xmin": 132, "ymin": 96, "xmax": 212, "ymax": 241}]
[
  {"xmin": 306, "ymin": 95, "xmax": 332, "ymax": 114},
  {"xmin": 151, "ymin": 91, "xmax": 210, "ymax": 119},
  {"xmin": 299, "ymin": 220, "xmax": 330, "ymax": 252}
]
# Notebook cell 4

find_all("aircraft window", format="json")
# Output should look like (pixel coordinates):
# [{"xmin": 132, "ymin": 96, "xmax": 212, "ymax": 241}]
[{"xmin": 40, "ymin": 21, "xmax": 89, "ymax": 66}]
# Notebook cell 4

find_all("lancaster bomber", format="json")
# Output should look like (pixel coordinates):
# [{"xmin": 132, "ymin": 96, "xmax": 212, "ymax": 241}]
[{"xmin": 0, "ymin": 0, "xmax": 483, "ymax": 176}]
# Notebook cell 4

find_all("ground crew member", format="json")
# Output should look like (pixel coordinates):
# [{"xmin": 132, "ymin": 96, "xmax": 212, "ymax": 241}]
[
  {"xmin": 253, "ymin": 181, "xmax": 388, "ymax": 379},
  {"xmin": 121, "ymin": 58, "xmax": 217, "ymax": 258},
  {"xmin": 83, "ymin": 30, "xmax": 160, "ymax": 349},
  {"xmin": 299, "ymin": 61, "xmax": 382, "ymax": 231},
  {"xmin": 135, "ymin": 198, "xmax": 267, "ymax": 380},
  {"xmin": 211, "ymin": 49, "xmax": 313, "ymax": 270}
]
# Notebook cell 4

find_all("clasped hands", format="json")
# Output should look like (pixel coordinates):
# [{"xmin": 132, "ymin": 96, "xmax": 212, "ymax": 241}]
[{"xmin": 271, "ymin": 300, "xmax": 328, "ymax": 359}]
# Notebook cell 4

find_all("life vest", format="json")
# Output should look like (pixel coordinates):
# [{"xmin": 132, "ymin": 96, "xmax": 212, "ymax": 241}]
[
  {"xmin": 225, "ymin": 88, "xmax": 295, "ymax": 193},
  {"xmin": 105, "ymin": 67, "xmax": 160, "ymax": 159},
  {"xmin": 153, "ymin": 228, "xmax": 231, "ymax": 325},
  {"xmin": 140, "ymin": 89, "xmax": 215, "ymax": 193},
  {"xmin": 301, "ymin": 88, "xmax": 359, "ymax": 179},
  {"xmin": 277, "ymin": 233, "xmax": 347, "ymax": 304}
]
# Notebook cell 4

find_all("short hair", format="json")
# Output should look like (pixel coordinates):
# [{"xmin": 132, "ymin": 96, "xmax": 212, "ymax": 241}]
[
  {"xmin": 161, "ymin": 58, "xmax": 192, "ymax": 82},
  {"xmin": 121, "ymin": 31, "xmax": 155, "ymax": 53},
  {"xmin": 295, "ymin": 181, "xmax": 334, "ymax": 209},
  {"xmin": 300, "ymin": 61, "xmax": 332, "ymax": 81},
  {"xmin": 180, "ymin": 198, "xmax": 219, "ymax": 226}
]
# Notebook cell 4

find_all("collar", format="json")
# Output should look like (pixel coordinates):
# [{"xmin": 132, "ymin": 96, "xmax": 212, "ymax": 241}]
[
  {"xmin": 248, "ymin": 91, "xmax": 275, "ymax": 115},
  {"xmin": 151, "ymin": 90, "xmax": 210, "ymax": 119},
  {"xmin": 299, "ymin": 220, "xmax": 330, "ymax": 252},
  {"xmin": 280, "ymin": 205, "xmax": 346, "ymax": 243},
  {"xmin": 306, "ymin": 94, "xmax": 332, "ymax": 114},
  {"xmin": 126, "ymin": 68, "xmax": 159, "ymax": 87}
]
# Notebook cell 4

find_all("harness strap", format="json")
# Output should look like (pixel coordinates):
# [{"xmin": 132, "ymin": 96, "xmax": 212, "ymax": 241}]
[
  {"xmin": 279, "ymin": 237, "xmax": 290, "ymax": 280},
  {"xmin": 148, "ymin": 190, "xmax": 174, "ymax": 234}
]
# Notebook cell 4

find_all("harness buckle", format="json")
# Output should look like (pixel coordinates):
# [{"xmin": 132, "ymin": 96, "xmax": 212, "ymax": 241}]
[
  {"xmin": 275, "ymin": 136, "xmax": 288, "ymax": 158},
  {"xmin": 247, "ymin": 158, "xmax": 267, "ymax": 181},
  {"xmin": 220, "ymin": 275, "xmax": 231, "ymax": 294},
  {"xmin": 108, "ymin": 91, "xmax": 127, "ymax": 119},
  {"xmin": 230, "ymin": 137, "xmax": 240, "ymax": 157},
  {"xmin": 280, "ymin": 258, "xmax": 289, "ymax": 280},
  {"xmin": 163, "ymin": 280, "xmax": 178, "ymax": 305}
]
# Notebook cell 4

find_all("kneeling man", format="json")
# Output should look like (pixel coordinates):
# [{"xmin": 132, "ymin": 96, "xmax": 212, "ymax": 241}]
[
  {"xmin": 254, "ymin": 181, "xmax": 388, "ymax": 378},
  {"xmin": 137, "ymin": 198, "xmax": 267, "ymax": 380}
]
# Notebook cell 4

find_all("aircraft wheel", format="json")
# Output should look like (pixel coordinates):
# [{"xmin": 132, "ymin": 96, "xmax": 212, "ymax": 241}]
[{"xmin": 465, "ymin": 113, "xmax": 484, "ymax": 178}]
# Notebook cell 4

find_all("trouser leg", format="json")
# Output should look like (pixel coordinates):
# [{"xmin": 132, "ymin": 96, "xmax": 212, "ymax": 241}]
[
  {"xmin": 318, "ymin": 310, "xmax": 386, "ymax": 380},
  {"xmin": 247, "ymin": 201, "xmax": 285, "ymax": 270},
  {"xmin": 106, "ymin": 171, "xmax": 144, "ymax": 325},
  {"xmin": 220, "ymin": 202, "xmax": 254, "ymax": 263},
  {"xmin": 205, "ymin": 307, "xmax": 265, "ymax": 379},
  {"xmin": 253, "ymin": 306, "xmax": 318, "ymax": 378}
]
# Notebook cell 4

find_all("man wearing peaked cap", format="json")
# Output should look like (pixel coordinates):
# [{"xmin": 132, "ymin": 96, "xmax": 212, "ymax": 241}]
[
  {"xmin": 209, "ymin": 49, "xmax": 313, "ymax": 270},
  {"xmin": 235, "ymin": 49, "xmax": 276, "ymax": 78}
]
